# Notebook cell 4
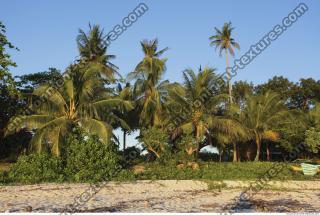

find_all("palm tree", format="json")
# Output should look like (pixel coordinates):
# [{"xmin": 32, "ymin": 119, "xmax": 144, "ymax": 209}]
[
  {"xmin": 166, "ymin": 67, "xmax": 247, "ymax": 159},
  {"xmin": 76, "ymin": 24, "xmax": 120, "ymax": 81},
  {"xmin": 6, "ymin": 66, "xmax": 133, "ymax": 156},
  {"xmin": 239, "ymin": 91, "xmax": 289, "ymax": 161},
  {"xmin": 209, "ymin": 22, "xmax": 240, "ymax": 103},
  {"xmin": 114, "ymin": 82, "xmax": 140, "ymax": 152},
  {"xmin": 128, "ymin": 39, "xmax": 168, "ymax": 127}
]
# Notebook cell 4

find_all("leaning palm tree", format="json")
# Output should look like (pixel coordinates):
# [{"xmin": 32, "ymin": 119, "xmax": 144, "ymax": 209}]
[
  {"xmin": 209, "ymin": 22, "xmax": 240, "ymax": 103},
  {"xmin": 239, "ymin": 91, "xmax": 289, "ymax": 161},
  {"xmin": 166, "ymin": 67, "xmax": 247, "ymax": 160},
  {"xmin": 6, "ymin": 66, "xmax": 133, "ymax": 156},
  {"xmin": 77, "ymin": 24, "xmax": 120, "ymax": 81},
  {"xmin": 128, "ymin": 39, "xmax": 168, "ymax": 127}
]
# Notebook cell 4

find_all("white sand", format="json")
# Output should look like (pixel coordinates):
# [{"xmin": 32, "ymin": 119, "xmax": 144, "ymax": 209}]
[{"xmin": 0, "ymin": 180, "xmax": 319, "ymax": 212}]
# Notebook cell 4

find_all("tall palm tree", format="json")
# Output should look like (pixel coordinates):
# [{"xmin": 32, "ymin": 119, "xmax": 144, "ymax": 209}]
[
  {"xmin": 76, "ymin": 24, "xmax": 120, "ymax": 81},
  {"xmin": 6, "ymin": 66, "xmax": 133, "ymax": 156},
  {"xmin": 166, "ymin": 67, "xmax": 247, "ymax": 159},
  {"xmin": 128, "ymin": 39, "xmax": 168, "ymax": 127},
  {"xmin": 239, "ymin": 91, "xmax": 289, "ymax": 161},
  {"xmin": 209, "ymin": 22, "xmax": 240, "ymax": 104}
]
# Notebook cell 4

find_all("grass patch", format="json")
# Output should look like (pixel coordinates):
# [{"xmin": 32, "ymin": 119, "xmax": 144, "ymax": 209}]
[{"xmin": 205, "ymin": 180, "xmax": 227, "ymax": 190}]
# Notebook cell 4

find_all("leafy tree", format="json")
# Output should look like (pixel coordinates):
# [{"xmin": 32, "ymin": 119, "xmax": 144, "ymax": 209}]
[
  {"xmin": 138, "ymin": 127, "xmax": 170, "ymax": 159},
  {"xmin": 255, "ymin": 76, "xmax": 295, "ymax": 107},
  {"xmin": 293, "ymin": 78, "xmax": 320, "ymax": 110},
  {"xmin": 233, "ymin": 81, "xmax": 254, "ymax": 108},
  {"xmin": 254, "ymin": 76, "xmax": 320, "ymax": 111},
  {"xmin": 239, "ymin": 92, "xmax": 289, "ymax": 161},
  {"xmin": 0, "ymin": 21, "xmax": 18, "ymax": 93},
  {"xmin": 166, "ymin": 67, "xmax": 247, "ymax": 161},
  {"xmin": 209, "ymin": 22, "xmax": 240, "ymax": 103},
  {"xmin": 0, "ymin": 21, "xmax": 21, "ymax": 148},
  {"xmin": 128, "ymin": 39, "xmax": 168, "ymax": 127},
  {"xmin": 6, "ymin": 65, "xmax": 133, "ymax": 156},
  {"xmin": 276, "ymin": 110, "xmax": 308, "ymax": 155},
  {"xmin": 16, "ymin": 68, "xmax": 63, "ymax": 93}
]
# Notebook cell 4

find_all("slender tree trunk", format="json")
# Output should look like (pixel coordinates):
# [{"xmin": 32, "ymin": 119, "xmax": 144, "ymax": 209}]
[
  {"xmin": 195, "ymin": 142, "xmax": 200, "ymax": 159},
  {"xmin": 226, "ymin": 50, "xmax": 237, "ymax": 162},
  {"xmin": 246, "ymin": 147, "xmax": 251, "ymax": 161},
  {"xmin": 0, "ymin": 129, "xmax": 3, "ymax": 146},
  {"xmin": 123, "ymin": 130, "xmax": 127, "ymax": 153},
  {"xmin": 219, "ymin": 149, "xmax": 223, "ymax": 162},
  {"xmin": 266, "ymin": 142, "xmax": 270, "ymax": 161},
  {"xmin": 233, "ymin": 142, "xmax": 237, "ymax": 162},
  {"xmin": 254, "ymin": 134, "xmax": 261, "ymax": 161},
  {"xmin": 225, "ymin": 50, "xmax": 233, "ymax": 104}
]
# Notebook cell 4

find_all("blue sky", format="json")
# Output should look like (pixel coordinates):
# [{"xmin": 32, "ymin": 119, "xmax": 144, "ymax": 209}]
[{"xmin": 2, "ymin": 0, "xmax": 319, "ymax": 148}]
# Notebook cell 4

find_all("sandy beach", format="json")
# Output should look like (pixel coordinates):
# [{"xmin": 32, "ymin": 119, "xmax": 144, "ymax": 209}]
[{"xmin": 1, "ymin": 180, "xmax": 319, "ymax": 212}]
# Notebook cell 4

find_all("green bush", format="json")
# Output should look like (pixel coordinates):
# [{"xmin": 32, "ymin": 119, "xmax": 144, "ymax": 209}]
[
  {"xmin": 121, "ymin": 146, "xmax": 142, "ymax": 167},
  {"xmin": 64, "ymin": 128, "xmax": 121, "ymax": 182},
  {"xmin": 8, "ymin": 153, "xmax": 64, "ymax": 184},
  {"xmin": 138, "ymin": 127, "xmax": 171, "ymax": 160},
  {"xmin": 113, "ymin": 169, "xmax": 137, "ymax": 181},
  {"xmin": 136, "ymin": 161, "xmax": 319, "ymax": 181},
  {"xmin": 0, "ymin": 171, "xmax": 9, "ymax": 184},
  {"xmin": 305, "ymin": 127, "xmax": 320, "ymax": 154},
  {"xmin": 175, "ymin": 133, "xmax": 198, "ymax": 162}
]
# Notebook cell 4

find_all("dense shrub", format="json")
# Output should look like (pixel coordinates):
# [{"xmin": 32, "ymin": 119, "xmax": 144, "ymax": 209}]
[
  {"xmin": 175, "ymin": 133, "xmax": 198, "ymax": 161},
  {"xmin": 0, "ymin": 171, "xmax": 9, "ymax": 184},
  {"xmin": 63, "ymin": 128, "xmax": 121, "ymax": 182},
  {"xmin": 138, "ymin": 127, "xmax": 171, "ymax": 160},
  {"xmin": 8, "ymin": 153, "xmax": 64, "ymax": 183},
  {"xmin": 136, "ymin": 161, "xmax": 319, "ymax": 181},
  {"xmin": 113, "ymin": 169, "xmax": 137, "ymax": 181},
  {"xmin": 305, "ymin": 127, "xmax": 320, "ymax": 154}
]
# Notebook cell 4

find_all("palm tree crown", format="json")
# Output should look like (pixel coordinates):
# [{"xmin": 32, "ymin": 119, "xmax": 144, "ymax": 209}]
[
  {"xmin": 77, "ymin": 24, "xmax": 119, "ymax": 81},
  {"xmin": 239, "ymin": 91, "xmax": 289, "ymax": 161},
  {"xmin": 6, "ymin": 66, "xmax": 132, "ymax": 156},
  {"xmin": 209, "ymin": 22, "xmax": 240, "ymax": 56},
  {"xmin": 128, "ymin": 39, "xmax": 169, "ymax": 127},
  {"xmin": 209, "ymin": 22, "xmax": 240, "ymax": 103},
  {"xmin": 166, "ymin": 67, "xmax": 247, "ymax": 158}
]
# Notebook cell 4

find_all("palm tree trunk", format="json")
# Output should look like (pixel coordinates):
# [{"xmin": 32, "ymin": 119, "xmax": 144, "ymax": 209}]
[
  {"xmin": 225, "ymin": 50, "xmax": 233, "ymax": 104},
  {"xmin": 246, "ymin": 147, "xmax": 251, "ymax": 161},
  {"xmin": 219, "ymin": 148, "xmax": 223, "ymax": 162},
  {"xmin": 195, "ymin": 142, "xmax": 200, "ymax": 159},
  {"xmin": 226, "ymin": 50, "xmax": 237, "ymax": 161},
  {"xmin": 266, "ymin": 142, "xmax": 270, "ymax": 161},
  {"xmin": 123, "ymin": 130, "xmax": 127, "ymax": 152},
  {"xmin": 254, "ymin": 134, "xmax": 261, "ymax": 161},
  {"xmin": 237, "ymin": 148, "xmax": 241, "ymax": 162},
  {"xmin": 233, "ymin": 142, "xmax": 237, "ymax": 162},
  {"xmin": 0, "ymin": 129, "xmax": 3, "ymax": 146}
]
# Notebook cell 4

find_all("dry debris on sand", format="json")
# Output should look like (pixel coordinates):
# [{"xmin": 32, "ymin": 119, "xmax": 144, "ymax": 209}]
[{"xmin": 0, "ymin": 180, "xmax": 319, "ymax": 212}]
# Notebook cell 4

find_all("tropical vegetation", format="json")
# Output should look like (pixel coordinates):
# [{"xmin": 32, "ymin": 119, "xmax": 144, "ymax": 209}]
[{"xmin": 0, "ymin": 21, "xmax": 320, "ymax": 183}]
